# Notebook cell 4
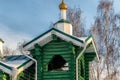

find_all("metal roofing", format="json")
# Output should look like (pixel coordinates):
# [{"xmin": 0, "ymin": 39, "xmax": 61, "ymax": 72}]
[
  {"xmin": 3, "ymin": 55, "xmax": 30, "ymax": 68},
  {"xmin": 0, "ymin": 54, "xmax": 34, "ymax": 75},
  {"xmin": 5, "ymin": 55, "xmax": 29, "ymax": 61},
  {"xmin": 0, "ymin": 55, "xmax": 32, "ymax": 69}
]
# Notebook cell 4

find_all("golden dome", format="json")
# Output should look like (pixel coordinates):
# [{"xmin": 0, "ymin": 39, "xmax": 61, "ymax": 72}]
[{"xmin": 59, "ymin": 0, "xmax": 67, "ymax": 10}]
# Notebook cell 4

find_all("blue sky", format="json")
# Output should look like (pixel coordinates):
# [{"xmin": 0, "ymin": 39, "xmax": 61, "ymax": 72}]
[{"xmin": 0, "ymin": 0, "xmax": 120, "ymax": 49}]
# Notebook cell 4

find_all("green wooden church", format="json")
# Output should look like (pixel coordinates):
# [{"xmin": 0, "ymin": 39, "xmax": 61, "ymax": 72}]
[{"xmin": 0, "ymin": 0, "xmax": 99, "ymax": 80}]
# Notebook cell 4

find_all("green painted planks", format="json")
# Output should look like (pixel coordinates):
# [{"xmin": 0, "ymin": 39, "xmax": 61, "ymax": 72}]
[
  {"xmin": 43, "ymin": 71, "xmax": 70, "ymax": 80},
  {"xmin": 43, "ymin": 51, "xmax": 72, "ymax": 55},
  {"xmin": 43, "ymin": 44, "xmax": 68, "ymax": 48},
  {"xmin": 43, "ymin": 54, "xmax": 72, "ymax": 59},
  {"xmin": 43, "ymin": 48, "xmax": 70, "ymax": 52}
]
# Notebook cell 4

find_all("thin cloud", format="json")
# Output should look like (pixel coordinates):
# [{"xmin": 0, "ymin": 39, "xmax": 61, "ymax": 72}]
[{"xmin": 0, "ymin": 23, "xmax": 32, "ymax": 50}]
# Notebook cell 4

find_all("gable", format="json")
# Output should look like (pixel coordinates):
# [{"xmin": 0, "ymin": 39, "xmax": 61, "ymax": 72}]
[
  {"xmin": 42, "ymin": 39, "xmax": 74, "ymax": 71},
  {"xmin": 85, "ymin": 36, "xmax": 99, "ymax": 61}
]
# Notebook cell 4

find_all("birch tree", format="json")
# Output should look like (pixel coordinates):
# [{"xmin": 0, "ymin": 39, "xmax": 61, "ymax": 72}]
[{"xmin": 90, "ymin": 0, "xmax": 120, "ymax": 80}]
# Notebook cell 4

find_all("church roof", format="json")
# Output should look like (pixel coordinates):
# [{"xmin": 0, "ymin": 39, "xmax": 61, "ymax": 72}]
[
  {"xmin": 0, "ymin": 55, "xmax": 34, "ymax": 75},
  {"xmin": 23, "ymin": 28, "xmax": 85, "ymax": 50}
]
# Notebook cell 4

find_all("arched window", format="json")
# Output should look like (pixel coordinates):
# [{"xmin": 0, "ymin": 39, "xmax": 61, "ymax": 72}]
[{"xmin": 48, "ymin": 55, "xmax": 69, "ymax": 71}]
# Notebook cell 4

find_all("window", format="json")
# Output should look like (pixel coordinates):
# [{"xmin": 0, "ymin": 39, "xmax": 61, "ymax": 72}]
[{"xmin": 48, "ymin": 55, "xmax": 69, "ymax": 71}]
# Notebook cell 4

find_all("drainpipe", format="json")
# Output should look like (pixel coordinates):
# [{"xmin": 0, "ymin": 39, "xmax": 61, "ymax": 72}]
[
  {"xmin": 12, "ymin": 68, "xmax": 17, "ymax": 80},
  {"xmin": 23, "ymin": 54, "xmax": 37, "ymax": 80},
  {"xmin": 20, "ymin": 47, "xmax": 37, "ymax": 80},
  {"xmin": 76, "ymin": 43, "xmax": 86, "ymax": 80}
]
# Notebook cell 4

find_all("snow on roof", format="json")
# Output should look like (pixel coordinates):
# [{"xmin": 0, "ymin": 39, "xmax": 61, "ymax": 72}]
[
  {"xmin": 5, "ymin": 60, "xmax": 28, "ymax": 68},
  {"xmin": 78, "ymin": 37, "xmax": 88, "ymax": 42},
  {"xmin": 3, "ymin": 55, "xmax": 30, "ymax": 68},
  {"xmin": 0, "ymin": 54, "xmax": 34, "ymax": 75}
]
